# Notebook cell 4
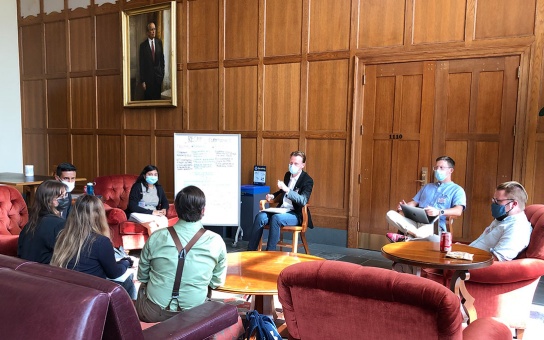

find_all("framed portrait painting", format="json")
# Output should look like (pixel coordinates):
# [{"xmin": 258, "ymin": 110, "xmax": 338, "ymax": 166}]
[{"xmin": 122, "ymin": 2, "xmax": 177, "ymax": 107}]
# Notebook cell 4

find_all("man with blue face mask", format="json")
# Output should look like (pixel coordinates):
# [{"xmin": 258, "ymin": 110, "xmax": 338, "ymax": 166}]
[
  {"xmin": 385, "ymin": 156, "xmax": 466, "ymax": 242},
  {"xmin": 247, "ymin": 151, "xmax": 314, "ymax": 251},
  {"xmin": 54, "ymin": 162, "xmax": 77, "ymax": 218},
  {"xmin": 469, "ymin": 181, "xmax": 532, "ymax": 261}
]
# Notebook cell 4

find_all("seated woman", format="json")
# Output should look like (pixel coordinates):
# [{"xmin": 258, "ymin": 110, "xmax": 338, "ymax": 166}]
[
  {"xmin": 50, "ymin": 195, "xmax": 136, "ymax": 299},
  {"xmin": 18, "ymin": 180, "xmax": 68, "ymax": 264},
  {"xmin": 126, "ymin": 165, "xmax": 170, "ymax": 235}
]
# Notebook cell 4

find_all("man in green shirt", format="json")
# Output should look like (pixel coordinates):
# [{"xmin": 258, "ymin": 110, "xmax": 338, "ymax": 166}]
[{"xmin": 136, "ymin": 185, "xmax": 227, "ymax": 322}]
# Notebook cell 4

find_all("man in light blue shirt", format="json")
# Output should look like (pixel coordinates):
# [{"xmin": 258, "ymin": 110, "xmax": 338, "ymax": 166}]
[
  {"xmin": 470, "ymin": 181, "xmax": 532, "ymax": 261},
  {"xmin": 386, "ymin": 156, "xmax": 466, "ymax": 242}
]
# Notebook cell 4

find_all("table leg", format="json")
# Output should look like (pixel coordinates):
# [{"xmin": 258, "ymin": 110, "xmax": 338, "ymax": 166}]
[
  {"xmin": 250, "ymin": 295, "xmax": 274, "ymax": 315},
  {"xmin": 392, "ymin": 262, "xmax": 421, "ymax": 276},
  {"xmin": 23, "ymin": 184, "xmax": 38, "ymax": 207},
  {"xmin": 450, "ymin": 270, "xmax": 477, "ymax": 324}
]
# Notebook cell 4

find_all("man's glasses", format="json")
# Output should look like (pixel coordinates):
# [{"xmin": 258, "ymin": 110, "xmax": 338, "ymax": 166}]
[
  {"xmin": 432, "ymin": 166, "xmax": 452, "ymax": 171},
  {"xmin": 492, "ymin": 198, "xmax": 514, "ymax": 205}
]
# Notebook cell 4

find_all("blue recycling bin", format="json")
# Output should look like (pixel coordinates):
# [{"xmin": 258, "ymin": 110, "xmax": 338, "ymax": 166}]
[{"xmin": 239, "ymin": 185, "xmax": 270, "ymax": 242}]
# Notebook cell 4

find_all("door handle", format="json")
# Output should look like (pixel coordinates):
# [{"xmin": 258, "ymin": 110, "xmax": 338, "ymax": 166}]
[{"xmin": 416, "ymin": 167, "xmax": 428, "ymax": 187}]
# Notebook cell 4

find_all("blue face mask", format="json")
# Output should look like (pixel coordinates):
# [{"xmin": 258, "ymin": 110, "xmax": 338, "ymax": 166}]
[
  {"xmin": 288, "ymin": 164, "xmax": 300, "ymax": 175},
  {"xmin": 146, "ymin": 176, "xmax": 158, "ymax": 185},
  {"xmin": 491, "ymin": 202, "xmax": 512, "ymax": 221},
  {"xmin": 434, "ymin": 169, "xmax": 447, "ymax": 182}
]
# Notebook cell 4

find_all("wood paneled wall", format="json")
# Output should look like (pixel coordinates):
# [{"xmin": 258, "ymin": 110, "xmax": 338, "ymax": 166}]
[{"xmin": 17, "ymin": 0, "xmax": 544, "ymax": 247}]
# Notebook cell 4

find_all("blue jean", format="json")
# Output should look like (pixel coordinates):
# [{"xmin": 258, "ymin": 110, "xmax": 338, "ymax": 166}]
[{"xmin": 247, "ymin": 211, "xmax": 300, "ymax": 251}]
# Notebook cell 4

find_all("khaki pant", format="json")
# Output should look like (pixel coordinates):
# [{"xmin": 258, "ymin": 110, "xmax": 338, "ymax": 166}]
[{"xmin": 135, "ymin": 284, "xmax": 180, "ymax": 323}]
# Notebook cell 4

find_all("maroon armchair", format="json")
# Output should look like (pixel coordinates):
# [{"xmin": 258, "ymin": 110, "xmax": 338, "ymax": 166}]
[
  {"xmin": 278, "ymin": 260, "xmax": 511, "ymax": 340},
  {"xmin": 0, "ymin": 185, "xmax": 28, "ymax": 256},
  {"xmin": 93, "ymin": 175, "xmax": 177, "ymax": 250}
]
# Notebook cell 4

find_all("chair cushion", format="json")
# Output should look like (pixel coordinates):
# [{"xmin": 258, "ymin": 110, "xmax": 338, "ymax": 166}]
[
  {"xmin": 0, "ymin": 185, "xmax": 28, "ymax": 236},
  {"xmin": 94, "ymin": 175, "xmax": 138, "ymax": 211},
  {"xmin": 523, "ymin": 205, "xmax": 544, "ymax": 260}
]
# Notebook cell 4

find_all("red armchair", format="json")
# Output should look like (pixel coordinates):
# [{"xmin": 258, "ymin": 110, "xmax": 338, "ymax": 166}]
[
  {"xmin": 278, "ymin": 261, "xmax": 512, "ymax": 340},
  {"xmin": 93, "ymin": 175, "xmax": 177, "ymax": 250},
  {"xmin": 0, "ymin": 185, "xmax": 28, "ymax": 256}
]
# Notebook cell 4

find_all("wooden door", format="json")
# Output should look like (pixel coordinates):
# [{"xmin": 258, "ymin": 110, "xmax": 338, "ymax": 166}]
[
  {"xmin": 358, "ymin": 62, "xmax": 435, "ymax": 249},
  {"xmin": 434, "ymin": 56, "xmax": 520, "ymax": 241}
]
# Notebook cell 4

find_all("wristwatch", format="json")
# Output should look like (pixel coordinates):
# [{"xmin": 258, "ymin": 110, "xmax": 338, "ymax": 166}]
[{"xmin": 439, "ymin": 209, "xmax": 445, "ymax": 215}]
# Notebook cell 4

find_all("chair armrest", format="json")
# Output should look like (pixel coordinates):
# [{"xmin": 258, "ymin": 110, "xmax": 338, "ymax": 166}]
[
  {"xmin": 166, "ymin": 203, "xmax": 177, "ymax": 219},
  {"xmin": 142, "ymin": 301, "xmax": 239, "ymax": 340},
  {"xmin": 463, "ymin": 317, "xmax": 511, "ymax": 340},
  {"xmin": 469, "ymin": 258, "xmax": 544, "ymax": 284},
  {"xmin": 105, "ymin": 205, "xmax": 128, "ymax": 225}
]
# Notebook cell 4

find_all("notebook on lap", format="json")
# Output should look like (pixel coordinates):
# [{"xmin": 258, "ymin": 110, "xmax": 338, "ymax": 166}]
[{"xmin": 400, "ymin": 204, "xmax": 439, "ymax": 224}]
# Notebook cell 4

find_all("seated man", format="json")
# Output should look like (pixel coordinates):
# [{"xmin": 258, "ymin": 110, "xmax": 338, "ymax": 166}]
[
  {"xmin": 470, "ymin": 181, "xmax": 532, "ymax": 261},
  {"xmin": 54, "ymin": 162, "xmax": 77, "ymax": 218},
  {"xmin": 385, "ymin": 156, "xmax": 466, "ymax": 242},
  {"xmin": 136, "ymin": 185, "xmax": 227, "ymax": 323},
  {"xmin": 247, "ymin": 151, "xmax": 313, "ymax": 251}
]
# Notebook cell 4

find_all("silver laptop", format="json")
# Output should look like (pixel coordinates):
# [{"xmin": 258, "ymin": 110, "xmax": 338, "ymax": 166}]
[{"xmin": 400, "ymin": 204, "xmax": 439, "ymax": 224}]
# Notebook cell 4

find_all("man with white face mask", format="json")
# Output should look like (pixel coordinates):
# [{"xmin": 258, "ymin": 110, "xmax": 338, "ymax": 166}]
[
  {"xmin": 247, "ymin": 151, "xmax": 314, "ymax": 251},
  {"xmin": 385, "ymin": 156, "xmax": 466, "ymax": 242},
  {"xmin": 54, "ymin": 162, "xmax": 77, "ymax": 218}
]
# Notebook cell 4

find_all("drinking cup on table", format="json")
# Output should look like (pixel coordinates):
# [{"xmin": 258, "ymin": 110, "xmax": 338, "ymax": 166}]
[{"xmin": 24, "ymin": 165, "xmax": 34, "ymax": 177}]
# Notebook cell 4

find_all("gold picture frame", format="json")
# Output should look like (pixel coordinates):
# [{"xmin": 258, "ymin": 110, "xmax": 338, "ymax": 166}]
[{"xmin": 122, "ymin": 1, "xmax": 176, "ymax": 107}]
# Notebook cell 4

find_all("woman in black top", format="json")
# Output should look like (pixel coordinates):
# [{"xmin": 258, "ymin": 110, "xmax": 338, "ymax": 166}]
[
  {"xmin": 126, "ymin": 165, "xmax": 170, "ymax": 235},
  {"xmin": 51, "ymin": 195, "xmax": 136, "ymax": 299},
  {"xmin": 18, "ymin": 180, "xmax": 67, "ymax": 264}
]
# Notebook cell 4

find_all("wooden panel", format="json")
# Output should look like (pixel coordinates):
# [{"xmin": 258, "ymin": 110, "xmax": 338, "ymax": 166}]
[
  {"xmin": 72, "ymin": 134, "xmax": 97, "ymax": 180},
  {"xmin": 307, "ymin": 60, "xmax": 349, "ymax": 131},
  {"xmin": 188, "ymin": 0, "xmax": 218, "ymax": 63},
  {"xmin": 96, "ymin": 13, "xmax": 120, "ymax": 70},
  {"xmin": 475, "ymin": 0, "xmax": 536, "ymax": 39},
  {"xmin": 413, "ymin": 0, "xmax": 466, "ymax": 44},
  {"xmin": 261, "ymin": 139, "xmax": 299, "ymax": 188},
  {"xmin": 97, "ymin": 75, "xmax": 122, "ymax": 129},
  {"xmin": 22, "ymin": 80, "xmax": 45, "ymax": 129},
  {"xmin": 97, "ymin": 135, "xmax": 122, "ymax": 176},
  {"xmin": 265, "ymin": 0, "xmax": 302, "ymax": 56},
  {"xmin": 24, "ymin": 134, "xmax": 48, "ymax": 175},
  {"xmin": 359, "ymin": 0, "xmax": 405, "ymax": 48},
  {"xmin": 69, "ymin": 17, "xmax": 93, "ymax": 72},
  {"xmin": 224, "ymin": 66, "xmax": 257, "ymax": 131},
  {"xmin": 241, "ymin": 137, "xmax": 257, "ymax": 185},
  {"xmin": 306, "ymin": 139, "xmax": 346, "ymax": 209},
  {"xmin": 446, "ymin": 73, "xmax": 471, "ymax": 134},
  {"xmin": 475, "ymin": 71, "xmax": 503, "ymax": 134},
  {"xmin": 45, "ymin": 21, "xmax": 67, "ymax": 74},
  {"xmin": 47, "ymin": 78, "xmax": 68, "ymax": 129},
  {"xmin": 125, "ymin": 108, "xmax": 152, "ymax": 130},
  {"xmin": 399, "ymin": 75, "xmax": 423, "ymax": 134},
  {"xmin": 156, "ymin": 105, "xmax": 184, "ymax": 130},
  {"xmin": 445, "ymin": 141, "xmax": 468, "ymax": 239},
  {"xmin": 48, "ymin": 134, "xmax": 70, "ymax": 173},
  {"xmin": 534, "ymin": 141, "xmax": 544, "ymax": 204},
  {"xmin": 373, "ymin": 76, "xmax": 395, "ymax": 134},
  {"xmin": 70, "ymin": 77, "xmax": 95, "ymax": 128},
  {"xmin": 20, "ymin": 24, "xmax": 43, "ymax": 76},
  {"xmin": 125, "ymin": 135, "xmax": 152, "ymax": 175},
  {"xmin": 263, "ymin": 63, "xmax": 300, "ymax": 131},
  {"xmin": 188, "ymin": 68, "xmax": 219, "ymax": 130},
  {"xmin": 309, "ymin": 0, "xmax": 351, "ymax": 52},
  {"xmin": 156, "ymin": 136, "xmax": 175, "ymax": 198},
  {"xmin": 225, "ymin": 0, "xmax": 258, "ymax": 59}
]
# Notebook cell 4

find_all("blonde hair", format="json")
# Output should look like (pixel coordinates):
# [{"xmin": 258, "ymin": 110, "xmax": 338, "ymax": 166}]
[
  {"xmin": 497, "ymin": 181, "xmax": 528, "ymax": 210},
  {"xmin": 51, "ymin": 195, "xmax": 111, "ymax": 269}
]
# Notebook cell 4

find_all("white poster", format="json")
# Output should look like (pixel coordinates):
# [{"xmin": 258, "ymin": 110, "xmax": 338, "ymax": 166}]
[{"xmin": 174, "ymin": 133, "xmax": 240, "ymax": 226}]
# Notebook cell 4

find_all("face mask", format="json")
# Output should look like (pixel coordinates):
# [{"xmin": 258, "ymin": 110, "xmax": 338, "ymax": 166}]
[
  {"xmin": 288, "ymin": 164, "xmax": 300, "ymax": 175},
  {"xmin": 434, "ymin": 169, "xmax": 447, "ymax": 182},
  {"xmin": 491, "ymin": 202, "xmax": 512, "ymax": 221},
  {"xmin": 56, "ymin": 197, "xmax": 70, "ymax": 216},
  {"xmin": 61, "ymin": 180, "xmax": 75, "ymax": 192},
  {"xmin": 146, "ymin": 176, "xmax": 158, "ymax": 185}
]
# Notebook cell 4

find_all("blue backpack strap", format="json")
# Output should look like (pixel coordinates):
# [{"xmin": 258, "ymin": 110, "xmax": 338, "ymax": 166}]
[
  {"xmin": 258, "ymin": 314, "xmax": 281, "ymax": 340},
  {"xmin": 245, "ymin": 310, "xmax": 265, "ymax": 340}
]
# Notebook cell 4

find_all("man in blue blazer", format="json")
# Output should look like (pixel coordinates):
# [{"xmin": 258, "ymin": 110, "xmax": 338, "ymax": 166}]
[{"xmin": 248, "ymin": 151, "xmax": 314, "ymax": 251}]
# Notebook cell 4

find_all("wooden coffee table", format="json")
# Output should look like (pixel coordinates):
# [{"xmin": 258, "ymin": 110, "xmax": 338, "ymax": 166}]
[
  {"xmin": 217, "ymin": 251, "xmax": 324, "ymax": 315},
  {"xmin": 381, "ymin": 241, "xmax": 493, "ymax": 323}
]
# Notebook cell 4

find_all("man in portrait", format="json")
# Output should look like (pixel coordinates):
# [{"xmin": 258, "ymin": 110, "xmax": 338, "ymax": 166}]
[{"xmin": 139, "ymin": 22, "xmax": 165, "ymax": 100}]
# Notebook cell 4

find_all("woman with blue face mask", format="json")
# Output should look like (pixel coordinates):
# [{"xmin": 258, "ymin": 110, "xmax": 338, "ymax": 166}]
[{"xmin": 126, "ymin": 165, "xmax": 170, "ymax": 235}]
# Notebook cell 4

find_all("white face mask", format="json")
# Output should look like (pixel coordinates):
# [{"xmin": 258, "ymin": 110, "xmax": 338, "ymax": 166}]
[
  {"xmin": 288, "ymin": 164, "xmax": 300, "ymax": 175},
  {"xmin": 61, "ymin": 180, "xmax": 75, "ymax": 192}
]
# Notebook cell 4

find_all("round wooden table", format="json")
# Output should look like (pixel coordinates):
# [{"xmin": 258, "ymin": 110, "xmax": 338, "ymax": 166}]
[
  {"xmin": 382, "ymin": 241, "xmax": 493, "ymax": 323},
  {"xmin": 217, "ymin": 251, "xmax": 324, "ymax": 314}
]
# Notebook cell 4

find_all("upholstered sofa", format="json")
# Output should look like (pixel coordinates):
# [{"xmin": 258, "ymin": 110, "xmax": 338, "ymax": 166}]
[
  {"xmin": 94, "ymin": 175, "xmax": 178, "ymax": 249},
  {"xmin": 0, "ymin": 185, "xmax": 28, "ymax": 256},
  {"xmin": 0, "ymin": 255, "xmax": 243, "ymax": 339},
  {"xmin": 278, "ymin": 260, "xmax": 512, "ymax": 340}
]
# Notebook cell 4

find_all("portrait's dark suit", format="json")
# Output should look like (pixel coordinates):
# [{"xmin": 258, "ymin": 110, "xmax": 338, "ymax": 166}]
[{"xmin": 139, "ymin": 38, "xmax": 165, "ymax": 100}]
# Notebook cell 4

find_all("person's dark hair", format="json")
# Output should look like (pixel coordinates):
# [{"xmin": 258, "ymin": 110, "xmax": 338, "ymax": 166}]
[
  {"xmin": 290, "ymin": 151, "xmax": 306, "ymax": 163},
  {"xmin": 136, "ymin": 165, "xmax": 160, "ymax": 192},
  {"xmin": 175, "ymin": 186, "xmax": 206, "ymax": 222},
  {"xmin": 56, "ymin": 162, "xmax": 77, "ymax": 177},
  {"xmin": 26, "ymin": 180, "xmax": 67, "ymax": 235},
  {"xmin": 435, "ymin": 156, "xmax": 455, "ymax": 168}
]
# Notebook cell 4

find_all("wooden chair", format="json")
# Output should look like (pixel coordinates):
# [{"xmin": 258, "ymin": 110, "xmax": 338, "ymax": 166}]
[{"xmin": 257, "ymin": 199, "xmax": 310, "ymax": 254}]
